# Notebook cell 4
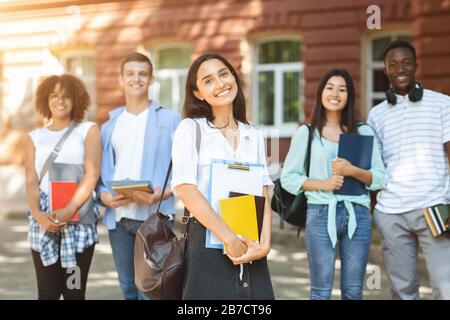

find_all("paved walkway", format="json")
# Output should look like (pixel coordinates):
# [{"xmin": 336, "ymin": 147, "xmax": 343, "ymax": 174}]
[{"xmin": 0, "ymin": 210, "xmax": 432, "ymax": 300}]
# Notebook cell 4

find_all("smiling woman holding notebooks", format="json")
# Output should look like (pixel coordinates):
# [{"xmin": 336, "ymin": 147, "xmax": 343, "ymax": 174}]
[
  {"xmin": 171, "ymin": 53, "xmax": 274, "ymax": 300},
  {"xmin": 281, "ymin": 69, "xmax": 386, "ymax": 300},
  {"xmin": 24, "ymin": 74, "xmax": 101, "ymax": 300}
]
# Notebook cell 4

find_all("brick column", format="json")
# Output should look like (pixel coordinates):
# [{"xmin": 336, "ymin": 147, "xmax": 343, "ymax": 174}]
[{"xmin": 412, "ymin": 0, "xmax": 450, "ymax": 95}]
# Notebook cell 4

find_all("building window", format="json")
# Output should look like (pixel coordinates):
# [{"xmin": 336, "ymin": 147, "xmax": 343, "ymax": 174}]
[
  {"xmin": 367, "ymin": 33, "xmax": 411, "ymax": 110},
  {"xmin": 253, "ymin": 39, "xmax": 303, "ymax": 130},
  {"xmin": 150, "ymin": 46, "xmax": 191, "ymax": 112},
  {"xmin": 61, "ymin": 53, "xmax": 96, "ymax": 121}
]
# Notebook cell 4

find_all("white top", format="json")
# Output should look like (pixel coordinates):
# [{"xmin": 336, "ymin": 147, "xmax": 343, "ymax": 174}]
[
  {"xmin": 29, "ymin": 121, "xmax": 96, "ymax": 194},
  {"xmin": 111, "ymin": 108, "xmax": 149, "ymax": 222},
  {"xmin": 171, "ymin": 118, "xmax": 273, "ymax": 199},
  {"xmin": 368, "ymin": 89, "xmax": 450, "ymax": 213}
]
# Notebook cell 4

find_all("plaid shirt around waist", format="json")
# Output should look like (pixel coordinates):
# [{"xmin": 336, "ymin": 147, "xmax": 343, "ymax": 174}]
[{"xmin": 28, "ymin": 192, "xmax": 99, "ymax": 268}]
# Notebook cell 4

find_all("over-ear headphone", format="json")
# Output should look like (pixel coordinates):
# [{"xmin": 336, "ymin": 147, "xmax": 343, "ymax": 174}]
[{"xmin": 386, "ymin": 81, "xmax": 423, "ymax": 105}]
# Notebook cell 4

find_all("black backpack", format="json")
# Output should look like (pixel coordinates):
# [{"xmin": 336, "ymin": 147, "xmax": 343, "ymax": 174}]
[{"xmin": 271, "ymin": 125, "xmax": 313, "ymax": 236}]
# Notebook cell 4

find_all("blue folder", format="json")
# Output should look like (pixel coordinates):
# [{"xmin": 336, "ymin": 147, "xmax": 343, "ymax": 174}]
[{"xmin": 334, "ymin": 134, "xmax": 373, "ymax": 196}]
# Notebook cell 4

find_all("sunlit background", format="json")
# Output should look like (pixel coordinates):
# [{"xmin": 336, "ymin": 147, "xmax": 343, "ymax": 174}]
[{"xmin": 0, "ymin": 0, "xmax": 448, "ymax": 299}]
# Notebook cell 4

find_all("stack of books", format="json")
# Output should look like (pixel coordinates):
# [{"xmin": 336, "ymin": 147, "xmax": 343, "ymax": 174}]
[
  {"xmin": 423, "ymin": 204, "xmax": 449, "ymax": 237},
  {"xmin": 106, "ymin": 180, "xmax": 154, "ymax": 199},
  {"xmin": 219, "ymin": 193, "xmax": 265, "ymax": 254}
]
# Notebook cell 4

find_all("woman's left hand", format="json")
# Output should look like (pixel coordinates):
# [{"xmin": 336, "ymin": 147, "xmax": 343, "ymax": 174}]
[
  {"xmin": 227, "ymin": 235, "xmax": 269, "ymax": 265},
  {"xmin": 52, "ymin": 208, "xmax": 73, "ymax": 229},
  {"xmin": 332, "ymin": 158, "xmax": 354, "ymax": 177}
]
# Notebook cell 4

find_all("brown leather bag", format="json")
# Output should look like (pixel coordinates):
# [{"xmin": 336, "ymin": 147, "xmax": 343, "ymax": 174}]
[
  {"xmin": 134, "ymin": 161, "xmax": 189, "ymax": 300},
  {"xmin": 134, "ymin": 119, "xmax": 200, "ymax": 300}
]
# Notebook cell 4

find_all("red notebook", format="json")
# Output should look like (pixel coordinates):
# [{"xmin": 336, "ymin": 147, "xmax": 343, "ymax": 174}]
[{"xmin": 50, "ymin": 181, "xmax": 79, "ymax": 222}]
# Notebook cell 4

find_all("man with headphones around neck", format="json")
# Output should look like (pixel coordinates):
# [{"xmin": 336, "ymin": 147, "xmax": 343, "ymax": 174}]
[{"xmin": 368, "ymin": 40, "xmax": 450, "ymax": 300}]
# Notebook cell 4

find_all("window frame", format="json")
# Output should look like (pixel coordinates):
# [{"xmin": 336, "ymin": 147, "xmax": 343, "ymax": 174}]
[
  {"xmin": 59, "ymin": 49, "xmax": 97, "ymax": 121},
  {"xmin": 366, "ymin": 31, "xmax": 411, "ymax": 112},
  {"xmin": 149, "ymin": 43, "xmax": 191, "ymax": 112},
  {"xmin": 252, "ymin": 37, "xmax": 303, "ymax": 138}
]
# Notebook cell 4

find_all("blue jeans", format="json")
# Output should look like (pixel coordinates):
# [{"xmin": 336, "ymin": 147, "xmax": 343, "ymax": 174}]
[
  {"xmin": 108, "ymin": 218, "xmax": 149, "ymax": 300},
  {"xmin": 305, "ymin": 203, "xmax": 372, "ymax": 300}
]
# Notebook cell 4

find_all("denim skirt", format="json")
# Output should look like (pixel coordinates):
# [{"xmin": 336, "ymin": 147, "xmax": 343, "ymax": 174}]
[{"xmin": 182, "ymin": 218, "xmax": 274, "ymax": 300}]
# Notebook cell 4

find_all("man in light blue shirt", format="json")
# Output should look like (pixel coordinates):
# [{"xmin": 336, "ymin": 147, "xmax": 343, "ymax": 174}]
[{"xmin": 97, "ymin": 52, "xmax": 181, "ymax": 300}]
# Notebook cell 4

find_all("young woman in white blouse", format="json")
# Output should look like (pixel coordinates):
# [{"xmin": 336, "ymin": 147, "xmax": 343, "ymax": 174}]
[
  {"xmin": 24, "ymin": 74, "xmax": 101, "ymax": 299},
  {"xmin": 171, "ymin": 53, "xmax": 274, "ymax": 299}
]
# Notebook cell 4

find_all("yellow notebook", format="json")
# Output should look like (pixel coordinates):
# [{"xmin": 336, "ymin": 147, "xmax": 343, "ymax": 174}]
[{"xmin": 219, "ymin": 195, "xmax": 259, "ymax": 244}]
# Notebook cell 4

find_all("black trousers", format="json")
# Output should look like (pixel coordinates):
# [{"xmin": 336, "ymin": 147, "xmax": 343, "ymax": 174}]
[
  {"xmin": 182, "ymin": 218, "xmax": 274, "ymax": 300},
  {"xmin": 31, "ymin": 244, "xmax": 95, "ymax": 300}
]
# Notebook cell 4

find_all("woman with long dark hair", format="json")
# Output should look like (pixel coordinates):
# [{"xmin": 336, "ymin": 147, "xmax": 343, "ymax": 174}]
[
  {"xmin": 171, "ymin": 53, "xmax": 274, "ymax": 299},
  {"xmin": 281, "ymin": 69, "xmax": 385, "ymax": 299}
]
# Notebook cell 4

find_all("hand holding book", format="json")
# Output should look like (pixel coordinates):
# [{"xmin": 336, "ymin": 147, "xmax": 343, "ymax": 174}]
[
  {"xmin": 331, "ymin": 157, "xmax": 373, "ymax": 191},
  {"xmin": 52, "ymin": 207, "xmax": 75, "ymax": 225},
  {"xmin": 50, "ymin": 181, "xmax": 80, "ymax": 224},
  {"xmin": 322, "ymin": 174, "xmax": 344, "ymax": 191},
  {"xmin": 334, "ymin": 134, "xmax": 374, "ymax": 196},
  {"xmin": 100, "ymin": 192, "xmax": 133, "ymax": 209},
  {"xmin": 112, "ymin": 183, "xmax": 154, "ymax": 198},
  {"xmin": 227, "ymin": 235, "xmax": 268, "ymax": 265},
  {"xmin": 131, "ymin": 186, "xmax": 162, "ymax": 206},
  {"xmin": 220, "ymin": 193, "xmax": 270, "ymax": 264},
  {"xmin": 332, "ymin": 158, "xmax": 354, "ymax": 177},
  {"xmin": 442, "ymin": 211, "xmax": 450, "ymax": 238},
  {"xmin": 106, "ymin": 180, "xmax": 157, "ymax": 206},
  {"xmin": 35, "ymin": 211, "xmax": 67, "ymax": 233},
  {"xmin": 223, "ymin": 236, "xmax": 247, "ymax": 259},
  {"xmin": 423, "ymin": 204, "xmax": 450, "ymax": 237}
]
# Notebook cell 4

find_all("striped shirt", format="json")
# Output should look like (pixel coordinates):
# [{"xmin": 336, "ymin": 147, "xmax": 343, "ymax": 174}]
[{"xmin": 368, "ymin": 89, "xmax": 450, "ymax": 214}]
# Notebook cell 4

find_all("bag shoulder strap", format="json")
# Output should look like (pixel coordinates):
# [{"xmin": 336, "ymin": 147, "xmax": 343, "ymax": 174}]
[
  {"xmin": 304, "ymin": 124, "xmax": 313, "ymax": 176},
  {"xmin": 304, "ymin": 122, "xmax": 364, "ymax": 174},
  {"xmin": 39, "ymin": 121, "xmax": 80, "ymax": 182},
  {"xmin": 356, "ymin": 122, "xmax": 368, "ymax": 130},
  {"xmin": 156, "ymin": 118, "xmax": 201, "ymax": 219},
  {"xmin": 193, "ymin": 118, "xmax": 201, "ymax": 154}
]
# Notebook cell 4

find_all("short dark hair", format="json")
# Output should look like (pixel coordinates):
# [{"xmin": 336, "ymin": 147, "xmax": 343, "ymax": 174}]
[
  {"xmin": 383, "ymin": 40, "xmax": 416, "ymax": 62},
  {"xmin": 182, "ymin": 52, "xmax": 249, "ymax": 124},
  {"xmin": 35, "ymin": 74, "xmax": 90, "ymax": 121},
  {"xmin": 120, "ymin": 52, "xmax": 153, "ymax": 76},
  {"xmin": 311, "ymin": 68, "xmax": 357, "ymax": 136}
]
